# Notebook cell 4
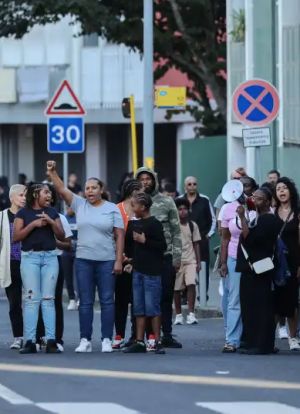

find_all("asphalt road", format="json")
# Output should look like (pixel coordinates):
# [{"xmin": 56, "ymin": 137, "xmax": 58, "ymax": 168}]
[{"xmin": 0, "ymin": 300, "xmax": 299, "ymax": 414}]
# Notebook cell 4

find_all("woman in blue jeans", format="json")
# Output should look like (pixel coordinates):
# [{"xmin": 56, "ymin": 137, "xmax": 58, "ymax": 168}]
[
  {"xmin": 46, "ymin": 161, "xmax": 124, "ymax": 353},
  {"xmin": 14, "ymin": 183, "xmax": 64, "ymax": 354},
  {"xmin": 219, "ymin": 186, "xmax": 256, "ymax": 353}
]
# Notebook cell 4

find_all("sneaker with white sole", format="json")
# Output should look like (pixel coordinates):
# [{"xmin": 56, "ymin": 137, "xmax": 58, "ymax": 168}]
[
  {"xmin": 112, "ymin": 335, "xmax": 125, "ymax": 350},
  {"xmin": 289, "ymin": 337, "xmax": 300, "ymax": 351},
  {"xmin": 75, "ymin": 338, "xmax": 92, "ymax": 353},
  {"xmin": 146, "ymin": 335, "xmax": 156, "ymax": 352},
  {"xmin": 56, "ymin": 343, "xmax": 64, "ymax": 353},
  {"xmin": 278, "ymin": 325, "xmax": 289, "ymax": 339},
  {"xmin": 67, "ymin": 300, "xmax": 78, "ymax": 311},
  {"xmin": 174, "ymin": 314, "xmax": 184, "ymax": 325},
  {"xmin": 102, "ymin": 338, "xmax": 113, "ymax": 353},
  {"xmin": 10, "ymin": 338, "xmax": 23, "ymax": 350},
  {"xmin": 186, "ymin": 312, "xmax": 198, "ymax": 325}
]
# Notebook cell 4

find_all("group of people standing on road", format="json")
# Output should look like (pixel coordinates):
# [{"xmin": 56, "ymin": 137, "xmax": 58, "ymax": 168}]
[
  {"xmin": 0, "ymin": 161, "xmax": 217, "ymax": 356},
  {"xmin": 219, "ymin": 168, "xmax": 300, "ymax": 355},
  {"xmin": 3, "ymin": 160, "xmax": 297, "ymax": 358}
]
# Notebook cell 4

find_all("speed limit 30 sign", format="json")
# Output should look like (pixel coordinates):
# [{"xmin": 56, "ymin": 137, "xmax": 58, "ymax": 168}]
[
  {"xmin": 45, "ymin": 80, "xmax": 86, "ymax": 154},
  {"xmin": 47, "ymin": 117, "xmax": 84, "ymax": 153}
]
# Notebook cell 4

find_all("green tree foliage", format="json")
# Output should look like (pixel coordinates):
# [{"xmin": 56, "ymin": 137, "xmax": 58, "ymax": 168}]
[{"xmin": 0, "ymin": 0, "xmax": 226, "ymax": 135}]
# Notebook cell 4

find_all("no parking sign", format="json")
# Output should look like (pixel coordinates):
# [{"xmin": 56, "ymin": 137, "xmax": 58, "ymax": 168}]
[{"xmin": 233, "ymin": 79, "xmax": 279, "ymax": 127}]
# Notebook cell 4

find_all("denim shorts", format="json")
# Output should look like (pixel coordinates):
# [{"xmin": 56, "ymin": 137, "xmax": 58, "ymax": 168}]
[{"xmin": 132, "ymin": 271, "xmax": 161, "ymax": 317}]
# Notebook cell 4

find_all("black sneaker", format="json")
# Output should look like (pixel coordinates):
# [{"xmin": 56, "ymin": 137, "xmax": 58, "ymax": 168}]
[
  {"xmin": 46, "ymin": 339, "xmax": 62, "ymax": 354},
  {"xmin": 123, "ymin": 341, "xmax": 146, "ymax": 353},
  {"xmin": 154, "ymin": 341, "xmax": 166, "ymax": 355},
  {"xmin": 124, "ymin": 336, "xmax": 136, "ymax": 348},
  {"xmin": 161, "ymin": 335, "xmax": 182, "ymax": 349},
  {"xmin": 19, "ymin": 340, "xmax": 37, "ymax": 354}
]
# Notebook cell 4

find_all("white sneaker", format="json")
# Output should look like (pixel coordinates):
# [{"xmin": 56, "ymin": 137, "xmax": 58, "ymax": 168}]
[
  {"xmin": 289, "ymin": 337, "xmax": 300, "ymax": 351},
  {"xmin": 102, "ymin": 338, "xmax": 113, "ymax": 353},
  {"xmin": 186, "ymin": 312, "xmax": 198, "ymax": 325},
  {"xmin": 174, "ymin": 314, "xmax": 184, "ymax": 325},
  {"xmin": 10, "ymin": 338, "xmax": 23, "ymax": 350},
  {"xmin": 278, "ymin": 325, "xmax": 289, "ymax": 339},
  {"xmin": 75, "ymin": 338, "xmax": 92, "ymax": 353},
  {"xmin": 67, "ymin": 300, "xmax": 78, "ymax": 311},
  {"xmin": 57, "ymin": 343, "xmax": 64, "ymax": 353}
]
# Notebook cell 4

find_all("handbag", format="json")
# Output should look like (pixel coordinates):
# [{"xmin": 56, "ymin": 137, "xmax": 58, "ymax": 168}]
[{"xmin": 240, "ymin": 244, "xmax": 274, "ymax": 274}]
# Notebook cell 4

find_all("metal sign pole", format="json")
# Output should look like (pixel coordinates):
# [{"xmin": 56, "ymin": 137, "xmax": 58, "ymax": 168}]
[
  {"xmin": 129, "ymin": 95, "xmax": 138, "ymax": 173},
  {"xmin": 63, "ymin": 152, "xmax": 68, "ymax": 213},
  {"xmin": 143, "ymin": 0, "xmax": 154, "ymax": 169}
]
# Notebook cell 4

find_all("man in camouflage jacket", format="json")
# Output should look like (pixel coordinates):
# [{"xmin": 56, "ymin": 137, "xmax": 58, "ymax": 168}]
[{"xmin": 135, "ymin": 167, "xmax": 182, "ymax": 348}]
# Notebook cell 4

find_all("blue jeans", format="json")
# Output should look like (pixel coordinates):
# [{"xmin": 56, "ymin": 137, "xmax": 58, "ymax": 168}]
[
  {"xmin": 222, "ymin": 256, "xmax": 242, "ymax": 347},
  {"xmin": 21, "ymin": 251, "xmax": 59, "ymax": 342},
  {"xmin": 75, "ymin": 258, "xmax": 115, "ymax": 340},
  {"xmin": 133, "ymin": 272, "xmax": 161, "ymax": 317}
]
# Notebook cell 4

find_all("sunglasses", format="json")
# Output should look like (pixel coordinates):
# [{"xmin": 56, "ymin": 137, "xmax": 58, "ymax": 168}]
[{"xmin": 187, "ymin": 183, "xmax": 197, "ymax": 186}]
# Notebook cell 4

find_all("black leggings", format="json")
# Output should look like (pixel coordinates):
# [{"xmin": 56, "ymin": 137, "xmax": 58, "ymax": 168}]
[
  {"xmin": 5, "ymin": 260, "xmax": 23, "ymax": 338},
  {"xmin": 114, "ymin": 271, "xmax": 135, "ymax": 339}
]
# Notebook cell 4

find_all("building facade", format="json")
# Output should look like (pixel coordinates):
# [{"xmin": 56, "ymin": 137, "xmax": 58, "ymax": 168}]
[
  {"xmin": 227, "ymin": 0, "xmax": 300, "ymax": 186},
  {"xmin": 0, "ymin": 18, "xmax": 196, "ymax": 197}
]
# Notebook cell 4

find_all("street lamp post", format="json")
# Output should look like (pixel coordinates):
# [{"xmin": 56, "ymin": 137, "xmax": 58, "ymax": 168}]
[{"xmin": 143, "ymin": 0, "xmax": 154, "ymax": 169}]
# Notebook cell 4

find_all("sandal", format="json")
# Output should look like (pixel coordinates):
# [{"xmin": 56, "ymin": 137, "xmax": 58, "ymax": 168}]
[{"xmin": 222, "ymin": 343, "xmax": 236, "ymax": 353}]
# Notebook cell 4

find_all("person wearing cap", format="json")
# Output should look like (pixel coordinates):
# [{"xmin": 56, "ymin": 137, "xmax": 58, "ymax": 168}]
[{"xmin": 135, "ymin": 167, "xmax": 182, "ymax": 349}]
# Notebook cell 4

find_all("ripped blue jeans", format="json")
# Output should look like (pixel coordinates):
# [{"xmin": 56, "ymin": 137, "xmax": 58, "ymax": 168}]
[{"xmin": 21, "ymin": 251, "xmax": 59, "ymax": 342}]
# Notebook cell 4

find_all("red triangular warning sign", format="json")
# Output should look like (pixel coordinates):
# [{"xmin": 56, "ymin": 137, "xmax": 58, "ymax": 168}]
[{"xmin": 45, "ymin": 80, "xmax": 86, "ymax": 116}]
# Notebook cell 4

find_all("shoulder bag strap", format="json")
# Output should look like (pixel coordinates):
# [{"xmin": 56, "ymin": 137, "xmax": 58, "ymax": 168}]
[
  {"xmin": 240, "ymin": 243, "xmax": 254, "ymax": 271},
  {"xmin": 278, "ymin": 210, "xmax": 293, "ymax": 239},
  {"xmin": 0, "ymin": 211, "xmax": 4, "ymax": 251}
]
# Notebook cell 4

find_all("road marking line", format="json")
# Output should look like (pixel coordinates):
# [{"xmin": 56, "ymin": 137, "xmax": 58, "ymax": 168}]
[
  {"xmin": 0, "ymin": 363, "xmax": 300, "ymax": 390},
  {"xmin": 196, "ymin": 402, "xmax": 300, "ymax": 414},
  {"xmin": 36, "ymin": 402, "xmax": 140, "ymax": 414},
  {"xmin": 215, "ymin": 371, "xmax": 230, "ymax": 375},
  {"xmin": 0, "ymin": 382, "xmax": 33, "ymax": 405}
]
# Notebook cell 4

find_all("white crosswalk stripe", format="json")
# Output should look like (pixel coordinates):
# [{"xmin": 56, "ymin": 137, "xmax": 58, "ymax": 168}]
[
  {"xmin": 36, "ymin": 403, "xmax": 140, "ymax": 414},
  {"xmin": 0, "ymin": 383, "xmax": 33, "ymax": 405},
  {"xmin": 196, "ymin": 402, "xmax": 300, "ymax": 414}
]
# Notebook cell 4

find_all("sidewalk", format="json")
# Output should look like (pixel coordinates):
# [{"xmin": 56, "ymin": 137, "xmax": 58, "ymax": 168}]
[{"xmin": 195, "ymin": 269, "xmax": 222, "ymax": 318}]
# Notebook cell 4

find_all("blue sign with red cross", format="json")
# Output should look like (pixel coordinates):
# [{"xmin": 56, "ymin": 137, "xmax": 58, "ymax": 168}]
[{"xmin": 233, "ymin": 79, "xmax": 280, "ymax": 127}]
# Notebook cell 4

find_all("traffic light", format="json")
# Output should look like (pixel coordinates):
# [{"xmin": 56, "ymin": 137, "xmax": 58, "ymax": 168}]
[{"xmin": 121, "ymin": 97, "xmax": 131, "ymax": 118}]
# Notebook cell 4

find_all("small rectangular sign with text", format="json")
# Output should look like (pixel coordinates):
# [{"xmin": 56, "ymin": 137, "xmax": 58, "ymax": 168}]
[{"xmin": 242, "ymin": 127, "xmax": 271, "ymax": 148}]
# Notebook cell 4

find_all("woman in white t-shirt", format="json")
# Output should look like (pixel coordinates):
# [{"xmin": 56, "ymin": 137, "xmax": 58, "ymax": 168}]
[{"xmin": 46, "ymin": 161, "xmax": 124, "ymax": 354}]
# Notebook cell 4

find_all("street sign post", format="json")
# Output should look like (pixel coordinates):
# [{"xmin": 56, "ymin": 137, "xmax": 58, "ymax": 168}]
[
  {"xmin": 47, "ymin": 117, "xmax": 85, "ymax": 153},
  {"xmin": 242, "ymin": 127, "xmax": 271, "ymax": 148},
  {"xmin": 232, "ymin": 79, "xmax": 280, "ymax": 183},
  {"xmin": 45, "ymin": 80, "xmax": 86, "ymax": 211},
  {"xmin": 232, "ymin": 79, "xmax": 279, "ymax": 127}
]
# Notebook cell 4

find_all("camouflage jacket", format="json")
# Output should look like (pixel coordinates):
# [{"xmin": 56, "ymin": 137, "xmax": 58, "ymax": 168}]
[{"xmin": 135, "ymin": 167, "xmax": 182, "ymax": 266}]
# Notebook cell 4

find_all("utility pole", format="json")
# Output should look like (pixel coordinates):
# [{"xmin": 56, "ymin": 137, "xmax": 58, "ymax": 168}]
[{"xmin": 143, "ymin": 0, "xmax": 154, "ymax": 169}]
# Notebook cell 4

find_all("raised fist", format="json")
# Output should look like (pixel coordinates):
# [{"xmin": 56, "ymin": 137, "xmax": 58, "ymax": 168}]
[{"xmin": 46, "ymin": 161, "xmax": 56, "ymax": 171}]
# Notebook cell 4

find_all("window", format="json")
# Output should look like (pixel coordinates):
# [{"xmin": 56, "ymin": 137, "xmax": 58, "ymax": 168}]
[{"xmin": 83, "ymin": 34, "xmax": 99, "ymax": 48}]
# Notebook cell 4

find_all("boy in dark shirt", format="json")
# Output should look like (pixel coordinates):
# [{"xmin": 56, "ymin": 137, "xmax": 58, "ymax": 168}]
[{"xmin": 124, "ymin": 192, "xmax": 167, "ymax": 354}]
